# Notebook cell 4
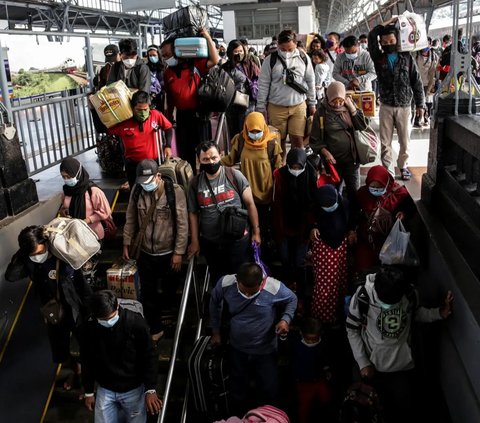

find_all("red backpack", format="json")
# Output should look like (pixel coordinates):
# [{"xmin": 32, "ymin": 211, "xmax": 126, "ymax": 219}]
[{"xmin": 243, "ymin": 405, "xmax": 290, "ymax": 423}]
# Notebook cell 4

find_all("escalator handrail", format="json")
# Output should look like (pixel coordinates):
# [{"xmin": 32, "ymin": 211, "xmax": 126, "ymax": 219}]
[{"xmin": 158, "ymin": 257, "xmax": 195, "ymax": 423}]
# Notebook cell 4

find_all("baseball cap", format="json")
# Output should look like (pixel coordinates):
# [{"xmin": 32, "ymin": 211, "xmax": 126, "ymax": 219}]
[
  {"xmin": 104, "ymin": 44, "xmax": 119, "ymax": 58},
  {"xmin": 136, "ymin": 159, "xmax": 159, "ymax": 184}
]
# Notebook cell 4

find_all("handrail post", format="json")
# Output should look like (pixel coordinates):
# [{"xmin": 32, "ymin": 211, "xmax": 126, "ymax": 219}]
[
  {"xmin": 0, "ymin": 42, "xmax": 12, "ymax": 124},
  {"xmin": 85, "ymin": 34, "xmax": 95, "ymax": 92}
]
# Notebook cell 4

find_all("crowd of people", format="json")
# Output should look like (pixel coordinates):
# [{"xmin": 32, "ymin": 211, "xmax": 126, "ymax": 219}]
[{"xmin": 4, "ymin": 20, "xmax": 462, "ymax": 423}]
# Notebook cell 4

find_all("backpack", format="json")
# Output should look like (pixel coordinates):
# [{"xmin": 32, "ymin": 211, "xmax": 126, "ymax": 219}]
[
  {"xmin": 44, "ymin": 217, "xmax": 101, "ymax": 270},
  {"xmin": 243, "ymin": 405, "xmax": 290, "ymax": 423},
  {"xmin": 269, "ymin": 50, "xmax": 308, "ymax": 70},
  {"xmin": 198, "ymin": 65, "xmax": 236, "ymax": 112},
  {"xmin": 158, "ymin": 157, "xmax": 194, "ymax": 193},
  {"xmin": 340, "ymin": 382, "xmax": 383, "ymax": 423},
  {"xmin": 118, "ymin": 298, "xmax": 144, "ymax": 317},
  {"xmin": 236, "ymin": 127, "xmax": 279, "ymax": 171}
]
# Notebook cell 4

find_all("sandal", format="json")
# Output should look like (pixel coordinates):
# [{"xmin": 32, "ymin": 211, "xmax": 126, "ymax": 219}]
[{"xmin": 400, "ymin": 168, "xmax": 412, "ymax": 181}]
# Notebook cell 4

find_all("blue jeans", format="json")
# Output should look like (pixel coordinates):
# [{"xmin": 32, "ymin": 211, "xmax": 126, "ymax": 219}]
[{"xmin": 95, "ymin": 385, "xmax": 146, "ymax": 423}]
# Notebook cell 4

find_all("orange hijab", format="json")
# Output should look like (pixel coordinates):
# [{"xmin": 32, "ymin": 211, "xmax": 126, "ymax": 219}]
[{"xmin": 242, "ymin": 112, "xmax": 276, "ymax": 150}]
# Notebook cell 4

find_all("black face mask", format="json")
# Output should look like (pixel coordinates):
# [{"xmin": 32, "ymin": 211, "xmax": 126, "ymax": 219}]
[
  {"xmin": 219, "ymin": 51, "xmax": 226, "ymax": 57},
  {"xmin": 200, "ymin": 161, "xmax": 221, "ymax": 175},
  {"xmin": 382, "ymin": 44, "xmax": 397, "ymax": 54}
]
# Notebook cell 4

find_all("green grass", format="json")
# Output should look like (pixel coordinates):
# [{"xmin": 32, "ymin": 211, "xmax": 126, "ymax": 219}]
[{"xmin": 12, "ymin": 72, "xmax": 79, "ymax": 98}]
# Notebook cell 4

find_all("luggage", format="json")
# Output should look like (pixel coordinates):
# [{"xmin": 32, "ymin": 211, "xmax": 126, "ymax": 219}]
[
  {"xmin": 106, "ymin": 259, "xmax": 141, "ymax": 300},
  {"xmin": 340, "ymin": 382, "xmax": 383, "ymax": 423},
  {"xmin": 44, "ymin": 217, "xmax": 101, "ymax": 270},
  {"xmin": 96, "ymin": 134, "xmax": 124, "ymax": 176},
  {"xmin": 395, "ymin": 11, "xmax": 428, "ymax": 52},
  {"xmin": 161, "ymin": 5, "xmax": 208, "ymax": 38},
  {"xmin": 244, "ymin": 405, "xmax": 290, "ymax": 423},
  {"xmin": 3, "ymin": 178, "xmax": 39, "ymax": 215},
  {"xmin": 158, "ymin": 157, "xmax": 193, "ymax": 192},
  {"xmin": 198, "ymin": 65, "xmax": 236, "ymax": 112},
  {"xmin": 0, "ymin": 126, "xmax": 29, "ymax": 187},
  {"xmin": 118, "ymin": 298, "xmax": 144, "ymax": 317},
  {"xmin": 90, "ymin": 80, "xmax": 133, "ymax": 129},
  {"xmin": 347, "ymin": 91, "xmax": 376, "ymax": 117},
  {"xmin": 174, "ymin": 37, "xmax": 208, "ymax": 58},
  {"xmin": 188, "ymin": 335, "xmax": 230, "ymax": 419}
]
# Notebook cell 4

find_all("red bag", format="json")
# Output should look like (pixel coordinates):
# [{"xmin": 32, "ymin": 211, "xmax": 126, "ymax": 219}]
[
  {"xmin": 102, "ymin": 216, "xmax": 117, "ymax": 241},
  {"xmin": 317, "ymin": 162, "xmax": 341, "ymax": 187}
]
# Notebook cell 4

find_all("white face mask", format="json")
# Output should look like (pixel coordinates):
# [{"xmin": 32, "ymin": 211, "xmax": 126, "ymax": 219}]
[
  {"xmin": 97, "ymin": 313, "xmax": 120, "ymax": 328},
  {"xmin": 30, "ymin": 250, "xmax": 49, "ymax": 264},
  {"xmin": 279, "ymin": 50, "xmax": 294, "ymax": 60},
  {"xmin": 237, "ymin": 284, "xmax": 261, "ymax": 300},
  {"xmin": 165, "ymin": 57, "xmax": 178, "ymax": 67},
  {"xmin": 301, "ymin": 337, "xmax": 321, "ymax": 348},
  {"xmin": 288, "ymin": 166, "xmax": 305, "ymax": 177},
  {"xmin": 123, "ymin": 58, "xmax": 136, "ymax": 68}
]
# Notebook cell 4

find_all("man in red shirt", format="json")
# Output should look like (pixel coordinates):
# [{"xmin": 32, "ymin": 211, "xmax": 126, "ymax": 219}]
[
  {"xmin": 108, "ymin": 91, "xmax": 173, "ymax": 189},
  {"xmin": 160, "ymin": 28, "xmax": 219, "ymax": 171}
]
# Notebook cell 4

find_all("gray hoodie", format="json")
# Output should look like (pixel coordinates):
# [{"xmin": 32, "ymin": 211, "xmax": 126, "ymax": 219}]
[
  {"xmin": 256, "ymin": 49, "xmax": 316, "ymax": 111},
  {"xmin": 346, "ymin": 274, "xmax": 442, "ymax": 373},
  {"xmin": 332, "ymin": 49, "xmax": 377, "ymax": 92}
]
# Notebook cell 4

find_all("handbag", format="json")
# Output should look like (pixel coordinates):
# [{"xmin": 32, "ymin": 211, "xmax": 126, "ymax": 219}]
[
  {"xmin": 40, "ymin": 260, "xmax": 64, "ymax": 325},
  {"xmin": 353, "ymin": 125, "xmax": 379, "ymax": 165},
  {"xmin": 204, "ymin": 172, "xmax": 248, "ymax": 240},
  {"xmin": 101, "ymin": 215, "xmax": 117, "ymax": 241},
  {"xmin": 233, "ymin": 91, "xmax": 249, "ymax": 108}
]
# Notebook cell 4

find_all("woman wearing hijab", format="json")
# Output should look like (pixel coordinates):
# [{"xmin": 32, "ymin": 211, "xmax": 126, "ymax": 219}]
[
  {"xmin": 59, "ymin": 157, "xmax": 112, "ymax": 240},
  {"xmin": 222, "ymin": 40, "xmax": 261, "ymax": 138},
  {"xmin": 146, "ymin": 44, "xmax": 164, "ymax": 112},
  {"xmin": 272, "ymin": 148, "xmax": 317, "ymax": 303},
  {"xmin": 354, "ymin": 165, "xmax": 415, "ymax": 272},
  {"xmin": 310, "ymin": 184, "xmax": 356, "ymax": 324},
  {"xmin": 309, "ymin": 81, "xmax": 369, "ymax": 205}
]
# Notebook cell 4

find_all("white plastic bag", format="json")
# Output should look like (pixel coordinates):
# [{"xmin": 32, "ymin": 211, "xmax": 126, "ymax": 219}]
[
  {"xmin": 396, "ymin": 11, "xmax": 428, "ymax": 52},
  {"xmin": 379, "ymin": 219, "xmax": 419, "ymax": 265}
]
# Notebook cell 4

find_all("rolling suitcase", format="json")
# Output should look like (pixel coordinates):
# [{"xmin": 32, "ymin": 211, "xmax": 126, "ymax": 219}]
[
  {"xmin": 174, "ymin": 37, "xmax": 208, "ymax": 58},
  {"xmin": 188, "ymin": 335, "xmax": 230, "ymax": 419}
]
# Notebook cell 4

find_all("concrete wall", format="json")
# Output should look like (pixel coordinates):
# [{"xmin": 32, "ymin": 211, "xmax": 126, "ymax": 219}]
[
  {"xmin": 298, "ymin": 5, "xmax": 315, "ymax": 34},
  {"xmin": 222, "ymin": 10, "xmax": 236, "ymax": 43}
]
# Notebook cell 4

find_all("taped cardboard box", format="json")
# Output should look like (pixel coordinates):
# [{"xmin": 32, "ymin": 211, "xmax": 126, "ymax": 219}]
[
  {"xmin": 347, "ymin": 91, "xmax": 376, "ymax": 117},
  {"xmin": 395, "ymin": 12, "xmax": 428, "ymax": 52},
  {"xmin": 90, "ymin": 80, "xmax": 133, "ymax": 129},
  {"xmin": 107, "ymin": 259, "xmax": 140, "ymax": 300}
]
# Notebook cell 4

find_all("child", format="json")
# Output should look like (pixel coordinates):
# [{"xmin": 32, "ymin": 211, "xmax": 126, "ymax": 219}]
[
  {"xmin": 291, "ymin": 318, "xmax": 333, "ymax": 423},
  {"xmin": 312, "ymin": 50, "xmax": 331, "ymax": 100}
]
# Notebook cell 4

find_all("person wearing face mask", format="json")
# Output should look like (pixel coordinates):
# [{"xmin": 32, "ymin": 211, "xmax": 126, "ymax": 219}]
[
  {"xmin": 59, "ymin": 157, "xmax": 112, "ymax": 240},
  {"xmin": 218, "ymin": 41, "xmax": 227, "ymax": 65},
  {"xmin": 123, "ymin": 160, "xmax": 188, "ymax": 345},
  {"xmin": 187, "ymin": 142, "xmax": 261, "ymax": 286},
  {"xmin": 107, "ymin": 38, "xmax": 150, "ymax": 93},
  {"xmin": 291, "ymin": 318, "xmax": 333, "ymax": 423},
  {"xmin": 332, "ymin": 35, "xmax": 377, "ymax": 92},
  {"xmin": 309, "ymin": 81, "xmax": 369, "ymax": 207},
  {"xmin": 257, "ymin": 29, "xmax": 316, "ymax": 153},
  {"xmin": 209, "ymin": 263, "xmax": 297, "ymax": 416},
  {"xmin": 324, "ymin": 32, "xmax": 344, "ymax": 74},
  {"xmin": 346, "ymin": 266, "xmax": 453, "ymax": 423},
  {"xmin": 359, "ymin": 34, "xmax": 369, "ymax": 51},
  {"xmin": 414, "ymin": 46, "xmax": 439, "ymax": 127},
  {"xmin": 160, "ymin": 28, "xmax": 219, "ymax": 171},
  {"xmin": 5, "ymin": 225, "xmax": 92, "ymax": 390},
  {"xmin": 222, "ymin": 40, "xmax": 261, "ymax": 138},
  {"xmin": 368, "ymin": 19, "xmax": 425, "ymax": 180},
  {"xmin": 354, "ymin": 165, "xmax": 415, "ymax": 272},
  {"xmin": 146, "ymin": 44, "xmax": 165, "ymax": 113},
  {"xmin": 309, "ymin": 184, "xmax": 356, "ymax": 324},
  {"xmin": 80, "ymin": 290, "xmax": 163, "ymax": 421},
  {"xmin": 272, "ymin": 148, "xmax": 317, "ymax": 306},
  {"xmin": 108, "ymin": 91, "xmax": 173, "ymax": 189}
]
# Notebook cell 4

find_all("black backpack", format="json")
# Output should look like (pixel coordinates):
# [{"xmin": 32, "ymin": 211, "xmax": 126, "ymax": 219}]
[{"xmin": 197, "ymin": 65, "xmax": 236, "ymax": 112}]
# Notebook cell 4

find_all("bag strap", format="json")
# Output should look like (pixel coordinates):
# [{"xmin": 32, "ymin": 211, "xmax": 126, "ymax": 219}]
[
  {"xmin": 163, "ymin": 177, "xmax": 177, "ymax": 240},
  {"xmin": 204, "ymin": 174, "xmax": 221, "ymax": 212},
  {"xmin": 54, "ymin": 259, "xmax": 61, "ymax": 301},
  {"xmin": 224, "ymin": 167, "xmax": 246, "ymax": 209}
]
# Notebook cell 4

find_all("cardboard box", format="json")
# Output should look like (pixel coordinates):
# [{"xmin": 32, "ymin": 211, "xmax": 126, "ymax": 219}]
[
  {"xmin": 396, "ymin": 12, "xmax": 428, "ymax": 52},
  {"xmin": 90, "ymin": 80, "xmax": 133, "ymax": 129},
  {"xmin": 107, "ymin": 259, "xmax": 140, "ymax": 300},
  {"xmin": 347, "ymin": 91, "xmax": 376, "ymax": 117}
]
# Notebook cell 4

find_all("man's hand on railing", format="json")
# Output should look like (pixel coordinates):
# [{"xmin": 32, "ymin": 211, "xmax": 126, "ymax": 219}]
[{"xmin": 145, "ymin": 391, "xmax": 163, "ymax": 415}]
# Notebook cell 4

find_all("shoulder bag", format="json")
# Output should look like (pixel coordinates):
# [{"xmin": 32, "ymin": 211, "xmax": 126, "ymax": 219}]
[{"xmin": 40, "ymin": 260, "xmax": 65, "ymax": 325}]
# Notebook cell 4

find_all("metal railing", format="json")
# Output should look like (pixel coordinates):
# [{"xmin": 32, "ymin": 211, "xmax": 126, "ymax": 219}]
[
  {"xmin": 158, "ymin": 259, "xmax": 210, "ymax": 423},
  {"xmin": 12, "ymin": 90, "xmax": 96, "ymax": 175}
]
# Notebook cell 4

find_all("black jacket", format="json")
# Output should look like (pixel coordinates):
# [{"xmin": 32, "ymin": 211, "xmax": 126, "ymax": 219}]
[
  {"xmin": 368, "ymin": 25, "xmax": 425, "ymax": 108},
  {"xmin": 107, "ymin": 57, "xmax": 151, "ymax": 93},
  {"xmin": 80, "ymin": 308, "xmax": 158, "ymax": 393}
]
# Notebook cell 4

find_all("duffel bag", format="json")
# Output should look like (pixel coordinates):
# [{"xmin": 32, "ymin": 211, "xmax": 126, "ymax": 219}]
[
  {"xmin": 198, "ymin": 65, "xmax": 236, "ymax": 112},
  {"xmin": 44, "ymin": 217, "xmax": 101, "ymax": 270}
]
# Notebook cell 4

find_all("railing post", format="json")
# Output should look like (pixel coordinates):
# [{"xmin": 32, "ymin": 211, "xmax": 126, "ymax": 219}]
[
  {"xmin": 85, "ymin": 34, "xmax": 95, "ymax": 92},
  {"xmin": 0, "ymin": 43, "xmax": 12, "ymax": 124}
]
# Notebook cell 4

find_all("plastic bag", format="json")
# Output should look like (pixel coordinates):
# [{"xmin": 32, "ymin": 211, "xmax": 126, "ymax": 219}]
[
  {"xmin": 252, "ymin": 241, "xmax": 271, "ymax": 278},
  {"xmin": 379, "ymin": 219, "xmax": 419, "ymax": 265}
]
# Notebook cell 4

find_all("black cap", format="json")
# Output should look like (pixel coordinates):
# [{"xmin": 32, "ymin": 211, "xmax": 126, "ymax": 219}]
[
  {"xmin": 136, "ymin": 159, "xmax": 158, "ymax": 184},
  {"xmin": 104, "ymin": 44, "xmax": 119, "ymax": 58}
]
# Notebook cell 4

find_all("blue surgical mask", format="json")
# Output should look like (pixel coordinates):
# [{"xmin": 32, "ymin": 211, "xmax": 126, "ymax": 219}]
[
  {"xmin": 322, "ymin": 202, "xmax": 339, "ymax": 213},
  {"xmin": 248, "ymin": 131, "xmax": 263, "ymax": 141},
  {"xmin": 97, "ymin": 313, "xmax": 119, "ymax": 328},
  {"xmin": 345, "ymin": 52, "xmax": 358, "ymax": 60},
  {"xmin": 378, "ymin": 300, "xmax": 398, "ymax": 311},
  {"xmin": 369, "ymin": 186, "xmax": 387, "ymax": 197},
  {"xmin": 30, "ymin": 250, "xmax": 49, "ymax": 264},
  {"xmin": 141, "ymin": 181, "xmax": 158, "ymax": 192},
  {"xmin": 165, "ymin": 57, "xmax": 178, "ymax": 67},
  {"xmin": 64, "ymin": 177, "xmax": 78, "ymax": 187},
  {"xmin": 360, "ymin": 43, "xmax": 368, "ymax": 50},
  {"xmin": 149, "ymin": 56, "xmax": 159, "ymax": 64}
]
